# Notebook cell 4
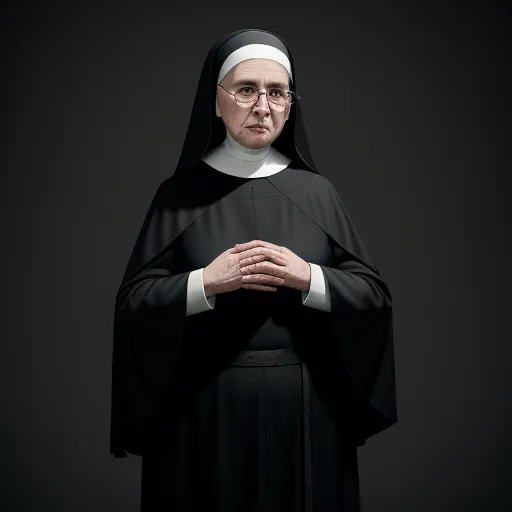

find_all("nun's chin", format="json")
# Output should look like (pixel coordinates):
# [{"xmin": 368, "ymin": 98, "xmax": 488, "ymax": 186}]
[{"xmin": 241, "ymin": 132, "xmax": 273, "ymax": 148}]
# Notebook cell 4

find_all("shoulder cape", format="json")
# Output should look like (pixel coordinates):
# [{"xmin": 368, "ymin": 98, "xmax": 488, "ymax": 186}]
[{"xmin": 110, "ymin": 165, "xmax": 397, "ymax": 457}]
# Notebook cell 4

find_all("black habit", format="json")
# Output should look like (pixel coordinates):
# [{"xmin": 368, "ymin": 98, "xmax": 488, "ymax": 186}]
[{"xmin": 110, "ymin": 29, "xmax": 397, "ymax": 512}]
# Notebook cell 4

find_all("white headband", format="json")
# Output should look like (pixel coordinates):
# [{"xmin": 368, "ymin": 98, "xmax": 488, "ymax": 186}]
[{"xmin": 217, "ymin": 43, "xmax": 293, "ymax": 85}]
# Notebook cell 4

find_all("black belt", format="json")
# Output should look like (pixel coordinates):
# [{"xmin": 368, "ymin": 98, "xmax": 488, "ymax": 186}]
[{"xmin": 230, "ymin": 348, "xmax": 312, "ymax": 512}]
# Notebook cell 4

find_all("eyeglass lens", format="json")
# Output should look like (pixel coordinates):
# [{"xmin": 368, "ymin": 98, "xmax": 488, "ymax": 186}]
[{"xmin": 234, "ymin": 87, "xmax": 294, "ymax": 108}]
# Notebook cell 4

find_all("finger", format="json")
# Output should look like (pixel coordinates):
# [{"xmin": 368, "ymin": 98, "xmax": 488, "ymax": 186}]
[
  {"xmin": 258, "ymin": 261, "xmax": 286, "ymax": 277},
  {"xmin": 231, "ymin": 240, "xmax": 283, "ymax": 253},
  {"xmin": 238, "ymin": 254, "xmax": 267, "ymax": 268},
  {"xmin": 242, "ymin": 284, "xmax": 278, "ymax": 292},
  {"xmin": 239, "ymin": 254, "xmax": 287, "ymax": 268},
  {"xmin": 241, "ymin": 262, "xmax": 286, "ymax": 278},
  {"xmin": 241, "ymin": 273, "xmax": 285, "ymax": 286},
  {"xmin": 237, "ymin": 247, "xmax": 287, "ymax": 265}
]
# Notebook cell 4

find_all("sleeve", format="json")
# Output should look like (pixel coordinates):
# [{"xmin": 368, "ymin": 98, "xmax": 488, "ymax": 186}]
[
  {"xmin": 319, "ymin": 239, "xmax": 397, "ymax": 446},
  {"xmin": 110, "ymin": 269, "xmax": 190, "ymax": 458},
  {"xmin": 186, "ymin": 268, "xmax": 216, "ymax": 316},
  {"xmin": 301, "ymin": 263, "xmax": 331, "ymax": 312},
  {"xmin": 279, "ymin": 172, "xmax": 397, "ymax": 446},
  {"xmin": 110, "ymin": 183, "xmax": 198, "ymax": 458},
  {"xmin": 322, "ymin": 243, "xmax": 391, "ymax": 312}
]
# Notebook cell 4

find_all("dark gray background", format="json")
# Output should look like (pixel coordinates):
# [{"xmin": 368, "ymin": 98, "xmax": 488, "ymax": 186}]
[{"xmin": 2, "ymin": 0, "xmax": 510, "ymax": 510}]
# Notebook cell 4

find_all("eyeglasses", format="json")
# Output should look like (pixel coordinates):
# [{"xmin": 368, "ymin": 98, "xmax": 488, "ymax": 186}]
[{"xmin": 217, "ymin": 84, "xmax": 302, "ymax": 111}]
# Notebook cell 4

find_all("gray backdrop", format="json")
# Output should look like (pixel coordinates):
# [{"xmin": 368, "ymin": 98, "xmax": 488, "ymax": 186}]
[{"xmin": 2, "ymin": 0, "xmax": 511, "ymax": 511}]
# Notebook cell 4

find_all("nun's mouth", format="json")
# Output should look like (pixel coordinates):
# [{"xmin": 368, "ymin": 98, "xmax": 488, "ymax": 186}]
[{"xmin": 248, "ymin": 125, "xmax": 268, "ymax": 133}]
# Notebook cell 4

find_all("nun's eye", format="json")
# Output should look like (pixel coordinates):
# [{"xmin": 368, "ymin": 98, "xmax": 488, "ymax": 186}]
[
  {"xmin": 269, "ymin": 89, "xmax": 285, "ymax": 98},
  {"xmin": 239, "ymin": 87, "xmax": 256, "ymax": 96}
]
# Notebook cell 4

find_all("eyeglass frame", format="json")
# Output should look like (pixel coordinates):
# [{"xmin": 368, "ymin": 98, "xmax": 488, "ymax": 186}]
[{"xmin": 217, "ymin": 84, "xmax": 302, "ymax": 108}]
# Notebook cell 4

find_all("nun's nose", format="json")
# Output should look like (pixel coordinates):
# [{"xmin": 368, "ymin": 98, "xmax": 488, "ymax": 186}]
[{"xmin": 253, "ymin": 91, "xmax": 271, "ymax": 112}]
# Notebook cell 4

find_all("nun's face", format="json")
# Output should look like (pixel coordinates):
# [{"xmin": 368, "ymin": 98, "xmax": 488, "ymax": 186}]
[{"xmin": 216, "ymin": 58, "xmax": 291, "ymax": 149}]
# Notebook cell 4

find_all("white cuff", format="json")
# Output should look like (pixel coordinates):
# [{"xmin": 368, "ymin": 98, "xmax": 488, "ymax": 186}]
[
  {"xmin": 301, "ymin": 263, "xmax": 331, "ymax": 312},
  {"xmin": 185, "ymin": 268, "xmax": 216, "ymax": 316}
]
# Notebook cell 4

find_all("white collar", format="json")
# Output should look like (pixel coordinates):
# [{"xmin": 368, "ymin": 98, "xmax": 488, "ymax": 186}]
[{"xmin": 201, "ymin": 130, "xmax": 291, "ymax": 178}]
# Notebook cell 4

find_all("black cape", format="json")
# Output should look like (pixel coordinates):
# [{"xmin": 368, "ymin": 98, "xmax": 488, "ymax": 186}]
[{"xmin": 110, "ymin": 160, "xmax": 396, "ymax": 455}]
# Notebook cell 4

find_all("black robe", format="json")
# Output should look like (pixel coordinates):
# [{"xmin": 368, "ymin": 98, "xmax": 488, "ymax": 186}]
[{"xmin": 110, "ymin": 160, "xmax": 397, "ymax": 511}]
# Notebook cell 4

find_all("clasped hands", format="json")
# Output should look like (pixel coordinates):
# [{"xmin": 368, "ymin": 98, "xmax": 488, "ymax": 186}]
[{"xmin": 231, "ymin": 240, "xmax": 311, "ymax": 293}]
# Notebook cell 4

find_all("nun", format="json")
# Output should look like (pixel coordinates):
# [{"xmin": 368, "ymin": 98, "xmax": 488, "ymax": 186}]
[{"xmin": 110, "ymin": 28, "xmax": 397, "ymax": 512}]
